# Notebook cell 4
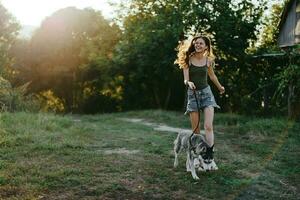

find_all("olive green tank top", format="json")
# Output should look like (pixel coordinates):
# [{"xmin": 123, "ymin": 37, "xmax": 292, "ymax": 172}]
[{"xmin": 189, "ymin": 59, "xmax": 208, "ymax": 90}]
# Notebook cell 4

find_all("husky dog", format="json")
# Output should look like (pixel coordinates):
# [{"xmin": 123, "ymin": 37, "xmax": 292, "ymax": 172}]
[{"xmin": 173, "ymin": 132, "xmax": 218, "ymax": 180}]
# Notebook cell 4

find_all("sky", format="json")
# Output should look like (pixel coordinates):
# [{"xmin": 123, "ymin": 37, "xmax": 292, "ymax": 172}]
[
  {"xmin": 1, "ymin": 0, "xmax": 284, "ymax": 27},
  {"xmin": 1, "ymin": 0, "xmax": 119, "ymax": 26}
]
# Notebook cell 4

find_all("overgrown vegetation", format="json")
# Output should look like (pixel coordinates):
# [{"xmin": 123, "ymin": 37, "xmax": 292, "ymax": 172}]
[{"xmin": 0, "ymin": 77, "xmax": 39, "ymax": 112}]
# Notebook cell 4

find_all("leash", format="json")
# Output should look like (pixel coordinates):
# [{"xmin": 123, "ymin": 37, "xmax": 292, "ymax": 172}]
[{"xmin": 189, "ymin": 87, "xmax": 201, "ymax": 148}]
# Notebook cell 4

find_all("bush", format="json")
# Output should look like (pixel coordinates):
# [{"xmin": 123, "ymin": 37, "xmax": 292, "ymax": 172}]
[{"xmin": 0, "ymin": 76, "xmax": 40, "ymax": 112}]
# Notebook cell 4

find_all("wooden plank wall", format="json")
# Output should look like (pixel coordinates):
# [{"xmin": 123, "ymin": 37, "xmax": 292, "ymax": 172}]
[{"xmin": 279, "ymin": 0, "xmax": 297, "ymax": 47}]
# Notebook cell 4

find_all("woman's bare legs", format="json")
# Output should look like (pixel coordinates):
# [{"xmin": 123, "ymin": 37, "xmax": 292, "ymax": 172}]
[
  {"xmin": 204, "ymin": 106, "xmax": 214, "ymax": 147},
  {"xmin": 189, "ymin": 111, "xmax": 200, "ymax": 134},
  {"xmin": 204, "ymin": 106, "xmax": 218, "ymax": 170},
  {"xmin": 189, "ymin": 107, "xmax": 215, "ymax": 146}
]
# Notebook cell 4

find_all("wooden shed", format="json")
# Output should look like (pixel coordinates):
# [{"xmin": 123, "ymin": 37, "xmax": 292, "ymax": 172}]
[
  {"xmin": 278, "ymin": 0, "xmax": 300, "ymax": 48},
  {"xmin": 277, "ymin": 0, "xmax": 300, "ymax": 119}
]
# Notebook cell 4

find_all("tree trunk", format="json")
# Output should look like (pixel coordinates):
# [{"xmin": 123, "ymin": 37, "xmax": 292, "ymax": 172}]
[
  {"xmin": 163, "ymin": 88, "xmax": 171, "ymax": 110},
  {"xmin": 153, "ymin": 87, "xmax": 161, "ymax": 109},
  {"xmin": 288, "ymin": 83, "xmax": 294, "ymax": 119}
]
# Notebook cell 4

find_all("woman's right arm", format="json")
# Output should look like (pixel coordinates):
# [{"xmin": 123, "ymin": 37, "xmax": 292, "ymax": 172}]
[
  {"xmin": 183, "ymin": 68, "xmax": 196, "ymax": 89},
  {"xmin": 183, "ymin": 67, "xmax": 189, "ymax": 84}
]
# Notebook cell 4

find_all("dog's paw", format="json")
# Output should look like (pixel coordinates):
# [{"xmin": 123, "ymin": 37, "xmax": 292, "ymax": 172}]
[
  {"xmin": 197, "ymin": 166, "xmax": 205, "ymax": 172},
  {"xmin": 210, "ymin": 160, "xmax": 218, "ymax": 170},
  {"xmin": 192, "ymin": 175, "xmax": 200, "ymax": 180},
  {"xmin": 174, "ymin": 158, "xmax": 179, "ymax": 168}
]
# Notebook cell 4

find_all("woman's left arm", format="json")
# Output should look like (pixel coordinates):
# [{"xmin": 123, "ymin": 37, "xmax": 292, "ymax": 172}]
[{"xmin": 207, "ymin": 60, "xmax": 225, "ymax": 94}]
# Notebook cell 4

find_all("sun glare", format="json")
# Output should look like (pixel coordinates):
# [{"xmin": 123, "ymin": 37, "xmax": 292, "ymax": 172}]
[{"xmin": 1, "ymin": 0, "xmax": 116, "ymax": 26}]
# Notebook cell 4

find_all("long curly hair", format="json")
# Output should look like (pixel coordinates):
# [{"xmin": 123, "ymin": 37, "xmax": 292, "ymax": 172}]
[{"xmin": 174, "ymin": 35, "xmax": 215, "ymax": 69}]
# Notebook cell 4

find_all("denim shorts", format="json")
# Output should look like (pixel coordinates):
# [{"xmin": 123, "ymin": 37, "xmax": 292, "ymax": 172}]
[{"xmin": 185, "ymin": 85, "xmax": 220, "ymax": 115}]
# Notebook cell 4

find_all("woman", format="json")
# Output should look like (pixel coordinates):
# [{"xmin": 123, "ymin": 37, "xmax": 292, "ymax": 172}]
[{"xmin": 175, "ymin": 35, "xmax": 225, "ymax": 153}]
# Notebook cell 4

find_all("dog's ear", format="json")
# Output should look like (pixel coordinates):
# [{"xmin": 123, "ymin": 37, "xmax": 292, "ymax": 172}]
[{"xmin": 207, "ymin": 145, "xmax": 214, "ymax": 152}]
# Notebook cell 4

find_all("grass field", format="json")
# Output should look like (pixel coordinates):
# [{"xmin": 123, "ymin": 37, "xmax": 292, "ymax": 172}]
[{"xmin": 0, "ymin": 110, "xmax": 299, "ymax": 199}]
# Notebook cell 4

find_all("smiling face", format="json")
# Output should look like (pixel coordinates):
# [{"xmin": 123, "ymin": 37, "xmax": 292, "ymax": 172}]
[{"xmin": 193, "ymin": 38, "xmax": 208, "ymax": 53}]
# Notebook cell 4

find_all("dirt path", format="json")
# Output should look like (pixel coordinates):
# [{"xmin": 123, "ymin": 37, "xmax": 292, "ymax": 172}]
[{"xmin": 119, "ymin": 117, "xmax": 205, "ymax": 134}]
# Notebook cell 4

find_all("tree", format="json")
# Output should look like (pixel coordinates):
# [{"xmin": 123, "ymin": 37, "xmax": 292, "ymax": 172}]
[
  {"xmin": 246, "ymin": 1, "xmax": 297, "ymax": 117},
  {"xmin": 0, "ymin": 3, "xmax": 33, "ymax": 112},
  {"xmin": 0, "ymin": 3, "xmax": 20, "ymax": 77},
  {"xmin": 258, "ymin": 3, "xmax": 283, "ymax": 50},
  {"xmin": 12, "ymin": 7, "xmax": 120, "ymax": 112},
  {"xmin": 114, "ymin": 0, "xmax": 266, "ymax": 111},
  {"xmin": 114, "ymin": 0, "xmax": 186, "ymax": 109}
]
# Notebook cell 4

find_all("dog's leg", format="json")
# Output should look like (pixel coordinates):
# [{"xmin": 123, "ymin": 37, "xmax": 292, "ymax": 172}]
[
  {"xmin": 186, "ymin": 153, "xmax": 191, "ymax": 172},
  {"xmin": 174, "ymin": 152, "xmax": 178, "ymax": 168},
  {"xmin": 188, "ymin": 152, "xmax": 199, "ymax": 180},
  {"xmin": 190, "ymin": 166, "xmax": 199, "ymax": 180},
  {"xmin": 197, "ymin": 156, "xmax": 205, "ymax": 171},
  {"xmin": 173, "ymin": 135, "xmax": 181, "ymax": 168},
  {"xmin": 210, "ymin": 160, "xmax": 218, "ymax": 170}
]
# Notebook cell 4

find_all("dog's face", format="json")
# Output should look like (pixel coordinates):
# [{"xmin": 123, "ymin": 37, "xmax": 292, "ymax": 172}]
[
  {"xmin": 198, "ymin": 145, "xmax": 216, "ymax": 171},
  {"xmin": 190, "ymin": 135, "xmax": 216, "ymax": 171}
]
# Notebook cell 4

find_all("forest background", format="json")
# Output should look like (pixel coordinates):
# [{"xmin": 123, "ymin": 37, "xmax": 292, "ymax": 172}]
[{"xmin": 0, "ymin": 0, "xmax": 299, "ymax": 119}]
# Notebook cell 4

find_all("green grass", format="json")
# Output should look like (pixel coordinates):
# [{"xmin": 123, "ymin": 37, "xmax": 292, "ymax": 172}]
[{"xmin": 0, "ymin": 110, "xmax": 299, "ymax": 199}]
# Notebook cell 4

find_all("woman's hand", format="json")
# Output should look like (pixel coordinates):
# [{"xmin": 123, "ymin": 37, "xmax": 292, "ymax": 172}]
[
  {"xmin": 219, "ymin": 86, "xmax": 225, "ymax": 94},
  {"xmin": 187, "ymin": 81, "xmax": 196, "ymax": 90}
]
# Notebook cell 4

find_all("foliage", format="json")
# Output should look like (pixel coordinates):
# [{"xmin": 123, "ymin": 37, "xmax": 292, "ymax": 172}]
[
  {"xmin": 113, "ymin": 0, "xmax": 186, "ymax": 110},
  {"xmin": 0, "ymin": 3, "xmax": 38, "ymax": 112},
  {"xmin": 257, "ymin": 3, "xmax": 283, "ymax": 50},
  {"xmin": 10, "ymin": 7, "xmax": 121, "ymax": 113},
  {"xmin": 0, "ymin": 3, "xmax": 20, "ymax": 77},
  {"xmin": 247, "ymin": 1, "xmax": 300, "ymax": 118},
  {"xmin": 113, "ymin": 0, "xmax": 267, "ymax": 111},
  {"xmin": 6, "ymin": 0, "xmax": 294, "ymax": 116},
  {"xmin": 0, "ymin": 76, "xmax": 40, "ymax": 112},
  {"xmin": 274, "ymin": 50, "xmax": 300, "ymax": 118},
  {"xmin": 276, "ymin": 63, "xmax": 300, "ymax": 102},
  {"xmin": 36, "ymin": 90, "xmax": 65, "ymax": 113}
]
